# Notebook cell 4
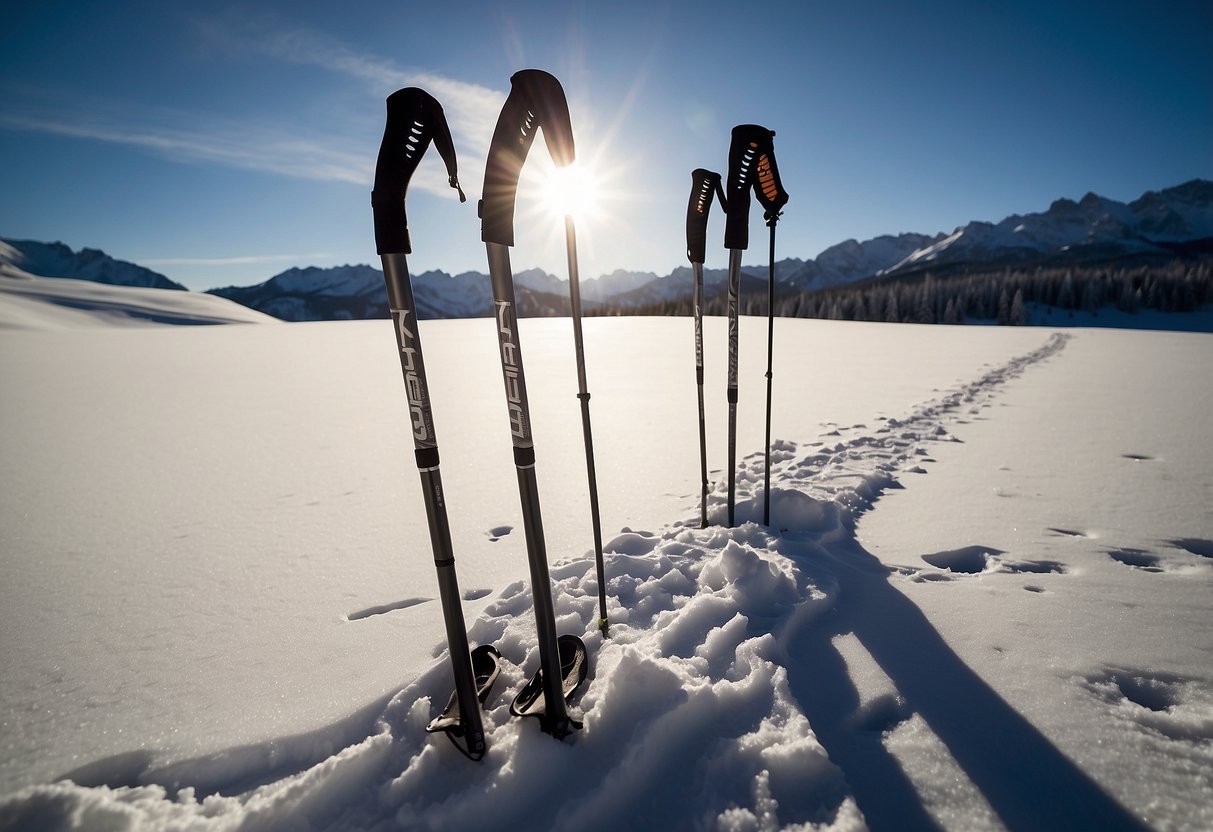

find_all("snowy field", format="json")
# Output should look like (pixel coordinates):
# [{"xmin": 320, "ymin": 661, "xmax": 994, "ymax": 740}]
[{"xmin": 1, "ymin": 274, "xmax": 1211, "ymax": 831}]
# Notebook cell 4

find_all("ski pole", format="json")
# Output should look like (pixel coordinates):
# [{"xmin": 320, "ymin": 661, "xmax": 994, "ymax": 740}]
[
  {"xmin": 757, "ymin": 137, "xmax": 788, "ymax": 527},
  {"xmin": 686, "ymin": 169, "xmax": 726, "ymax": 528},
  {"xmin": 562, "ymin": 215, "xmax": 609, "ymax": 636},
  {"xmin": 481, "ymin": 69, "xmax": 588, "ymax": 740},
  {"xmin": 723, "ymin": 125, "xmax": 788, "ymax": 527},
  {"xmin": 371, "ymin": 88, "xmax": 498, "ymax": 761}
]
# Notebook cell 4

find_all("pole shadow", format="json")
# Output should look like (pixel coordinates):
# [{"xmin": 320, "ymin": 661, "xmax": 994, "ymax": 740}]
[{"xmin": 781, "ymin": 534, "xmax": 1149, "ymax": 832}]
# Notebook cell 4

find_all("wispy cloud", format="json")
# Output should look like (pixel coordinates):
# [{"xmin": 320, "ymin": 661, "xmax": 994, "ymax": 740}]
[
  {"xmin": 194, "ymin": 16, "xmax": 506, "ymax": 196},
  {"xmin": 211, "ymin": 19, "xmax": 506, "ymax": 149},
  {"xmin": 0, "ymin": 111, "xmax": 373, "ymax": 186},
  {"xmin": 0, "ymin": 19, "xmax": 506, "ymax": 198}
]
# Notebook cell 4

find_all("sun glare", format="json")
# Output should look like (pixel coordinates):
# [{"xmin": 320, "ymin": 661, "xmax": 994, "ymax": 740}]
[{"xmin": 541, "ymin": 163, "xmax": 599, "ymax": 218}]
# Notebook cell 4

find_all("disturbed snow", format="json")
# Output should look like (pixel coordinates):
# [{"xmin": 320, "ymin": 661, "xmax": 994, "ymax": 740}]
[{"xmin": 1, "ymin": 282, "xmax": 1211, "ymax": 831}]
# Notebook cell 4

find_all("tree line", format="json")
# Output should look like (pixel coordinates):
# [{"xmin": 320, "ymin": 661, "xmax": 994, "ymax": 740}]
[{"xmin": 590, "ymin": 260, "xmax": 1213, "ymax": 325}]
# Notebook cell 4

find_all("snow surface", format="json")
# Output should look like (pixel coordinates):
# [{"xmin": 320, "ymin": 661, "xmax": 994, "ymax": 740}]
[
  {"xmin": 1, "ymin": 286, "xmax": 1211, "ymax": 830},
  {"xmin": 0, "ymin": 265, "xmax": 277, "ymax": 328}
]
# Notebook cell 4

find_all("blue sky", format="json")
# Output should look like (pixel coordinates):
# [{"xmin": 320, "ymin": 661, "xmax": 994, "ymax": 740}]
[{"xmin": 1, "ymin": 0, "xmax": 1210, "ymax": 291}]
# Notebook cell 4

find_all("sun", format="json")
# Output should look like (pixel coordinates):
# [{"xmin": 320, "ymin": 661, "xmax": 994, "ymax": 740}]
[{"xmin": 540, "ymin": 162, "xmax": 600, "ymax": 219}]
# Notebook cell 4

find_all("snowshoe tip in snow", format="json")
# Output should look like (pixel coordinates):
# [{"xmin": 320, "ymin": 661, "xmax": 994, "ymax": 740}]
[
  {"xmin": 509, "ymin": 634, "xmax": 589, "ymax": 740},
  {"xmin": 426, "ymin": 644, "xmax": 502, "ymax": 760}
]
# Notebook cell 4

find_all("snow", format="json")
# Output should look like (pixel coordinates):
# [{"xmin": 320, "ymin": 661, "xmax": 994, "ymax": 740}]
[
  {"xmin": 0, "ymin": 265, "xmax": 276, "ymax": 328},
  {"xmin": 1, "ymin": 279, "xmax": 1211, "ymax": 830}
]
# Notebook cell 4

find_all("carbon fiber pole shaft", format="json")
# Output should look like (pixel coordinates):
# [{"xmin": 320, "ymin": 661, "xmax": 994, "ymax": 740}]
[
  {"xmin": 693, "ymin": 261, "xmax": 708, "ymax": 528},
  {"xmin": 764, "ymin": 222, "xmax": 775, "ymax": 527},
  {"xmin": 485, "ymin": 241, "xmax": 574, "ymax": 738},
  {"xmin": 726, "ymin": 248, "xmax": 742, "ymax": 527},
  {"xmin": 382, "ymin": 252, "xmax": 484, "ymax": 757},
  {"xmin": 564, "ymin": 216, "xmax": 608, "ymax": 635}
]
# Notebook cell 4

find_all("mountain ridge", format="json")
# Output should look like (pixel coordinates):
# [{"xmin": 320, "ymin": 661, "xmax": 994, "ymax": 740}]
[
  {"xmin": 0, "ymin": 239, "xmax": 186, "ymax": 291},
  {"xmin": 6, "ymin": 179, "xmax": 1210, "ymax": 321}
]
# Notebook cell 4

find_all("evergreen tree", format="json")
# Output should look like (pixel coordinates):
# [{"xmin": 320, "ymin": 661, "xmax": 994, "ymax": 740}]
[
  {"xmin": 1058, "ymin": 270, "xmax": 1076, "ymax": 309},
  {"xmin": 916, "ymin": 286, "xmax": 936, "ymax": 324},
  {"xmin": 1010, "ymin": 289, "xmax": 1027, "ymax": 325}
]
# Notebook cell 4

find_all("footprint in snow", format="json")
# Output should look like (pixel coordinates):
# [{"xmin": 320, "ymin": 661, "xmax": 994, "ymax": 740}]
[
  {"xmin": 909, "ymin": 571, "xmax": 956, "ymax": 583},
  {"xmin": 1081, "ymin": 666, "xmax": 1213, "ymax": 742},
  {"xmin": 486, "ymin": 525, "xmax": 513, "ymax": 542},
  {"xmin": 1048, "ymin": 527, "xmax": 1091, "ymax": 539},
  {"xmin": 1107, "ymin": 548, "xmax": 1164, "ymax": 572},
  {"xmin": 1107, "ymin": 546, "xmax": 1208, "ymax": 576},
  {"xmin": 918, "ymin": 547, "xmax": 1067, "ymax": 577},
  {"xmin": 1168, "ymin": 538, "xmax": 1213, "ymax": 559},
  {"xmin": 920, "ymin": 546, "xmax": 1006, "ymax": 574},
  {"xmin": 347, "ymin": 597, "xmax": 430, "ymax": 621},
  {"xmin": 1004, "ymin": 560, "xmax": 1067, "ymax": 574}
]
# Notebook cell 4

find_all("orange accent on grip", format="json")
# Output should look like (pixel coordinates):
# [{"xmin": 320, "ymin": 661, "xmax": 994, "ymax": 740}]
[{"xmin": 757, "ymin": 154, "xmax": 779, "ymax": 201}]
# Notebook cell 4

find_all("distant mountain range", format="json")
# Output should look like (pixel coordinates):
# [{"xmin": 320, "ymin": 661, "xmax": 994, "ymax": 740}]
[
  {"xmin": 5, "ymin": 179, "xmax": 1211, "ymax": 321},
  {"xmin": 0, "ymin": 239, "xmax": 185, "ymax": 291},
  {"xmin": 882, "ymin": 178, "xmax": 1213, "ymax": 278}
]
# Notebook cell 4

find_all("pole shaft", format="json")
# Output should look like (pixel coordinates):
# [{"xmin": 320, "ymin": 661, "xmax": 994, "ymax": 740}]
[
  {"xmin": 726, "ymin": 248, "xmax": 741, "ymax": 527},
  {"xmin": 564, "ymin": 217, "xmax": 607, "ymax": 634},
  {"xmin": 764, "ymin": 222, "xmax": 775, "ymax": 527},
  {"xmin": 693, "ymin": 262, "xmax": 708, "ymax": 528},
  {"xmin": 485, "ymin": 242, "xmax": 571, "ymax": 735},
  {"xmin": 382, "ymin": 252, "xmax": 484, "ymax": 756}
]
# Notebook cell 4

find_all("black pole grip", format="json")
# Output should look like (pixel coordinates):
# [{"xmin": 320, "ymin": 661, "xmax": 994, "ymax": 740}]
[
  {"xmin": 754, "ymin": 137, "xmax": 788, "ymax": 227},
  {"xmin": 372, "ymin": 88, "xmax": 465, "ymax": 256},
  {"xmin": 686, "ymin": 168, "xmax": 725, "ymax": 264},
  {"xmin": 480, "ymin": 69, "xmax": 576, "ymax": 247},
  {"xmin": 724, "ymin": 124, "xmax": 788, "ymax": 250}
]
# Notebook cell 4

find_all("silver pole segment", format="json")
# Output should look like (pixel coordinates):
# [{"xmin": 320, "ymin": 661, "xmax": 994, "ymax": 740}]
[
  {"xmin": 764, "ymin": 222, "xmax": 775, "ymax": 527},
  {"xmin": 726, "ymin": 248, "xmax": 742, "ymax": 527},
  {"xmin": 484, "ymin": 241, "xmax": 574, "ymax": 738},
  {"xmin": 693, "ymin": 261, "xmax": 708, "ymax": 528}
]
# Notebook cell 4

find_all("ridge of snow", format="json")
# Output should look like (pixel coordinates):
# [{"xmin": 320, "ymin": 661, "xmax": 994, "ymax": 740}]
[{"xmin": 0, "ymin": 265, "xmax": 277, "ymax": 328}]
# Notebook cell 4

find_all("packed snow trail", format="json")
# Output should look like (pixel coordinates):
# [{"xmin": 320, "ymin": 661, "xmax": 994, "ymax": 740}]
[{"xmin": 0, "ymin": 332, "xmax": 1152, "ymax": 831}]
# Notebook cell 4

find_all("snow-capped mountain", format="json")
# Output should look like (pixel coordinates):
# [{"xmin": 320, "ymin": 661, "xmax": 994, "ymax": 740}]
[
  {"xmin": 0, "ymin": 238, "xmax": 186, "ymax": 290},
  {"xmin": 785, "ymin": 234, "xmax": 945, "ymax": 291},
  {"xmin": 211, "ymin": 180, "xmax": 1211, "ymax": 322},
  {"xmin": 207, "ymin": 264, "xmax": 595, "ymax": 321},
  {"xmin": 888, "ymin": 179, "xmax": 1213, "ymax": 274},
  {"xmin": 579, "ymin": 269, "xmax": 664, "ymax": 302},
  {"xmin": 11, "ymin": 179, "xmax": 1210, "ymax": 322},
  {"xmin": 209, "ymin": 265, "xmax": 388, "ymax": 321}
]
